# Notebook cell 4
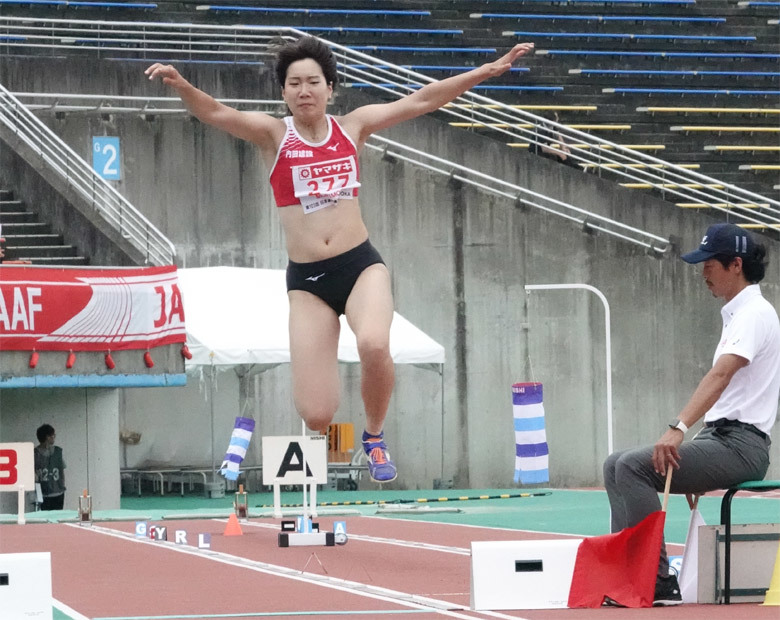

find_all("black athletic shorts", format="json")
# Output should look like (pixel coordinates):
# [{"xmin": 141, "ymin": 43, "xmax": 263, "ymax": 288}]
[{"xmin": 286, "ymin": 238, "xmax": 385, "ymax": 316}]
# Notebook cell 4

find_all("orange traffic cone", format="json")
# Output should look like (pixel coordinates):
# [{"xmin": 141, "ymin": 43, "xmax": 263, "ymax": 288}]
[{"xmin": 223, "ymin": 513, "xmax": 243, "ymax": 537}]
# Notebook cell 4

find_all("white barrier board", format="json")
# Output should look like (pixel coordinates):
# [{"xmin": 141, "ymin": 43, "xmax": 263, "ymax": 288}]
[
  {"xmin": 0, "ymin": 552, "xmax": 53, "ymax": 620},
  {"xmin": 470, "ymin": 538, "xmax": 582, "ymax": 610},
  {"xmin": 0, "ymin": 443, "xmax": 35, "ymax": 492},
  {"xmin": 262, "ymin": 435, "xmax": 327, "ymax": 485}
]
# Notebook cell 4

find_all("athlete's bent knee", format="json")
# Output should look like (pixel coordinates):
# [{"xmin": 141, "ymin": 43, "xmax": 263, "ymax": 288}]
[
  {"xmin": 298, "ymin": 406, "xmax": 337, "ymax": 433},
  {"xmin": 357, "ymin": 336, "xmax": 390, "ymax": 364}
]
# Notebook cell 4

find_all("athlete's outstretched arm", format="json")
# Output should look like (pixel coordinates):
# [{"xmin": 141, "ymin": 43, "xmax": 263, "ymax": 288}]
[
  {"xmin": 144, "ymin": 63, "xmax": 279, "ymax": 146},
  {"xmin": 342, "ymin": 43, "xmax": 534, "ymax": 143}
]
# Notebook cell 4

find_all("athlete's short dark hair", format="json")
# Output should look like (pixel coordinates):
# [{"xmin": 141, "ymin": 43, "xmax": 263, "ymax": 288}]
[{"xmin": 274, "ymin": 37, "xmax": 338, "ymax": 89}]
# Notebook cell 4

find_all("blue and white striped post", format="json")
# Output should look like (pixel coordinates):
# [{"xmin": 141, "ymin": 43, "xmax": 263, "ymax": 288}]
[
  {"xmin": 512, "ymin": 382, "xmax": 549, "ymax": 484},
  {"xmin": 219, "ymin": 416, "xmax": 255, "ymax": 481}
]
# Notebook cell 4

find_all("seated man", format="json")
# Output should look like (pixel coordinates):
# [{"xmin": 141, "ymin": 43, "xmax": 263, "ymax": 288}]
[
  {"xmin": 604, "ymin": 222, "xmax": 780, "ymax": 606},
  {"xmin": 532, "ymin": 112, "xmax": 579, "ymax": 169}
]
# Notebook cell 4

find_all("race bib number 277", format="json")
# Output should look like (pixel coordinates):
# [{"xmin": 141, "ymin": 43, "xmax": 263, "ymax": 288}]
[{"xmin": 292, "ymin": 155, "xmax": 361, "ymax": 214}]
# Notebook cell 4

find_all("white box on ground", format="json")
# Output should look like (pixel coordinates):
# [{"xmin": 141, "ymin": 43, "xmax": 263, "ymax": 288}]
[
  {"xmin": 470, "ymin": 538, "xmax": 582, "ymax": 610},
  {"xmin": 0, "ymin": 552, "xmax": 53, "ymax": 620}
]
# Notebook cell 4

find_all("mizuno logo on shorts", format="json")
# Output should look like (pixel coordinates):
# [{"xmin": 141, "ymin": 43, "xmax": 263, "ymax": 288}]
[{"xmin": 305, "ymin": 273, "xmax": 326, "ymax": 282}]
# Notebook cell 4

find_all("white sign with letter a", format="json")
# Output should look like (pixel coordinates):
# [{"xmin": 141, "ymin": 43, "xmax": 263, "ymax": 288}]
[
  {"xmin": 0, "ymin": 443, "xmax": 35, "ymax": 492},
  {"xmin": 262, "ymin": 436, "xmax": 328, "ymax": 485}
]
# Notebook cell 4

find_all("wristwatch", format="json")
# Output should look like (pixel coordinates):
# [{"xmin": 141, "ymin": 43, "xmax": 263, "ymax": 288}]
[{"xmin": 668, "ymin": 420, "xmax": 689, "ymax": 434}]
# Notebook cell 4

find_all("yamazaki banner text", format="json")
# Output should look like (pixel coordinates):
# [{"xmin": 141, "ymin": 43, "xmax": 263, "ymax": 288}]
[{"xmin": 0, "ymin": 266, "xmax": 186, "ymax": 351}]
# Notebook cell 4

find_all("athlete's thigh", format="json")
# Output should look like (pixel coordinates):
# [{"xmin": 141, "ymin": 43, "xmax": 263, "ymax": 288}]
[
  {"xmin": 288, "ymin": 290, "xmax": 341, "ymax": 403},
  {"xmin": 344, "ymin": 263, "xmax": 394, "ymax": 342}
]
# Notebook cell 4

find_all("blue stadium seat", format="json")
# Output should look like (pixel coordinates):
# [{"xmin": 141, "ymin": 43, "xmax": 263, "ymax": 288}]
[
  {"xmin": 471, "ymin": 13, "xmax": 725, "ymax": 23},
  {"xmin": 604, "ymin": 87, "xmax": 780, "ymax": 95},
  {"xmin": 295, "ymin": 27, "xmax": 462, "ymax": 36},
  {"xmin": 738, "ymin": 1, "xmax": 780, "ymax": 6},
  {"xmin": 349, "ymin": 45, "xmax": 496, "ymax": 55},
  {"xmin": 346, "ymin": 64, "xmax": 529, "ymax": 74},
  {"xmin": 346, "ymin": 83, "xmax": 561, "ymax": 93},
  {"xmin": 573, "ymin": 69, "xmax": 780, "ymax": 77},
  {"xmin": 68, "ymin": 1, "xmax": 156, "ymax": 6},
  {"xmin": 0, "ymin": 0, "xmax": 156, "ymax": 7},
  {"xmin": 505, "ymin": 31, "xmax": 754, "ymax": 42},
  {"xmin": 566, "ymin": 0, "xmax": 695, "ymax": 3},
  {"xmin": 195, "ymin": 6, "xmax": 430, "ymax": 17},
  {"xmin": 487, "ymin": 0, "xmax": 695, "ymax": 3},
  {"xmin": 538, "ymin": 50, "xmax": 780, "ymax": 59}
]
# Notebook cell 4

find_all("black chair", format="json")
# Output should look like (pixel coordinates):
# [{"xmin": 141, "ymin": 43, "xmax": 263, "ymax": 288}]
[{"xmin": 719, "ymin": 479, "xmax": 780, "ymax": 603}]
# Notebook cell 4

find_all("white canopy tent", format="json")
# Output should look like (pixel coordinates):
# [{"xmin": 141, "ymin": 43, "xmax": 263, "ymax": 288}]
[
  {"xmin": 177, "ymin": 267, "xmax": 446, "ymax": 370},
  {"xmin": 175, "ymin": 266, "xmax": 446, "ymax": 482}
]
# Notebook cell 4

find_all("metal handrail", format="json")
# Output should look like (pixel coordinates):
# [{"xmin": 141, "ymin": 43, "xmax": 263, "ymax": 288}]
[
  {"xmin": 0, "ymin": 84, "xmax": 176, "ymax": 265},
  {"xmin": 366, "ymin": 135, "xmax": 672, "ymax": 253},
  {"xmin": 9, "ymin": 91, "xmax": 671, "ymax": 249},
  {"xmin": 10, "ymin": 92, "xmax": 285, "ymax": 116},
  {"xmin": 0, "ymin": 16, "xmax": 775, "ymax": 228},
  {"xmin": 326, "ymin": 44, "xmax": 780, "ymax": 228}
]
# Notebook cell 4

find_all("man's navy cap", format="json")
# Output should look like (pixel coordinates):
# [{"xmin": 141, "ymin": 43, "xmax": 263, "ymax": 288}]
[{"xmin": 681, "ymin": 222, "xmax": 755, "ymax": 264}]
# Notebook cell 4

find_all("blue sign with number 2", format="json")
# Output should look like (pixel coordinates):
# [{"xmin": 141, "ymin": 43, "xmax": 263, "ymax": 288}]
[{"xmin": 93, "ymin": 137, "xmax": 121, "ymax": 180}]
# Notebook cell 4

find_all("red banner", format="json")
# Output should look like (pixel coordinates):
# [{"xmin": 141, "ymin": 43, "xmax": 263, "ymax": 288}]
[{"xmin": 0, "ymin": 266, "xmax": 186, "ymax": 351}]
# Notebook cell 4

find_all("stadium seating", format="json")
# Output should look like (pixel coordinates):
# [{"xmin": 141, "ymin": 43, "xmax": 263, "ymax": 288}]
[
  {"xmin": 671, "ymin": 125, "xmax": 780, "ymax": 132},
  {"xmin": 0, "ymin": 0, "xmax": 776, "ymax": 199},
  {"xmin": 471, "ymin": 13, "xmax": 725, "ymax": 23},
  {"xmin": 637, "ymin": 106, "xmax": 780, "ymax": 115},
  {"xmin": 506, "ymin": 31, "xmax": 755, "ymax": 42},
  {"xmin": 0, "ymin": 0, "xmax": 156, "ymax": 9},
  {"xmin": 576, "ymin": 69, "xmax": 779, "ymax": 79},
  {"xmin": 195, "ymin": 6, "xmax": 431, "ymax": 18},
  {"xmin": 603, "ymin": 87, "xmax": 779, "ymax": 95}
]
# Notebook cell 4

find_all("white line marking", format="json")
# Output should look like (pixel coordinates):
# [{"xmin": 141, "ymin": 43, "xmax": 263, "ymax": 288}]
[
  {"xmin": 237, "ymin": 521, "xmax": 470, "ymax": 555},
  {"xmin": 367, "ymin": 514, "xmax": 590, "ymax": 539},
  {"xmin": 65, "ymin": 523, "xmax": 529, "ymax": 620}
]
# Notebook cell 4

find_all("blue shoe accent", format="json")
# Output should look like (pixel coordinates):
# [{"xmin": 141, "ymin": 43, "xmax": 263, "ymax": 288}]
[{"xmin": 362, "ymin": 431, "xmax": 397, "ymax": 483}]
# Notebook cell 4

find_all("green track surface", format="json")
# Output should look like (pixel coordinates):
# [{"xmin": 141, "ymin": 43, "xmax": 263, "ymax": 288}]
[
  {"xmin": 114, "ymin": 487, "xmax": 779, "ymax": 544},
  {"xmin": 5, "ymin": 488, "xmax": 778, "ymax": 545}
]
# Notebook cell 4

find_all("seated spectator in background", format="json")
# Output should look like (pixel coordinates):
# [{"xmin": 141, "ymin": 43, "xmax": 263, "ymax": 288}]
[
  {"xmin": 532, "ymin": 112, "xmax": 579, "ymax": 169},
  {"xmin": 0, "ymin": 237, "xmax": 5, "ymax": 261}
]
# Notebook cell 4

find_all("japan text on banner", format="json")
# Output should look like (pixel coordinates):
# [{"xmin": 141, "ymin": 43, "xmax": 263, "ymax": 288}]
[
  {"xmin": 512, "ymin": 382, "xmax": 549, "ymax": 484},
  {"xmin": 0, "ymin": 266, "xmax": 186, "ymax": 351},
  {"xmin": 219, "ymin": 417, "xmax": 256, "ymax": 481}
]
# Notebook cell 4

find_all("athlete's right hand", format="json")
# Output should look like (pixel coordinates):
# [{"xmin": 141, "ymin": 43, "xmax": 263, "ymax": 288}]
[{"xmin": 144, "ymin": 63, "xmax": 186, "ymax": 88}]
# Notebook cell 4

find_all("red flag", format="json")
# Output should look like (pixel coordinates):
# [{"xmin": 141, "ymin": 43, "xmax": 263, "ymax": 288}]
[{"xmin": 568, "ymin": 510, "xmax": 666, "ymax": 608}]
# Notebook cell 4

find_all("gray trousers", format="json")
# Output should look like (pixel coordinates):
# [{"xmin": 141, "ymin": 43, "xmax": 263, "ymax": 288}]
[{"xmin": 603, "ymin": 425, "xmax": 770, "ymax": 577}]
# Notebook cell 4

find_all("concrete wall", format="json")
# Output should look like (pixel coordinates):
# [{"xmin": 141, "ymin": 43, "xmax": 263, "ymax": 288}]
[{"xmin": 1, "ymin": 56, "xmax": 778, "ymax": 489}]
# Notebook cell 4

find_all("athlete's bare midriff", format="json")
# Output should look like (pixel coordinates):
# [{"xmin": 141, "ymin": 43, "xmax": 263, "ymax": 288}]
[{"xmin": 277, "ymin": 197, "xmax": 369, "ymax": 263}]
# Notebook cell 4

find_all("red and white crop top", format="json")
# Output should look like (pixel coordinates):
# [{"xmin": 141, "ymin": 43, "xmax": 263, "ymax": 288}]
[{"xmin": 269, "ymin": 115, "xmax": 361, "ymax": 214}]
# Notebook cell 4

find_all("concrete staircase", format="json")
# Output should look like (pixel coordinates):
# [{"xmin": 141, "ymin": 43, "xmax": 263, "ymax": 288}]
[{"xmin": 0, "ymin": 189, "xmax": 88, "ymax": 265}]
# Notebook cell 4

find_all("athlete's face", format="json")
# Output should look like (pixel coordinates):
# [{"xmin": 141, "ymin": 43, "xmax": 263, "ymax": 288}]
[{"xmin": 282, "ymin": 58, "xmax": 332, "ymax": 118}]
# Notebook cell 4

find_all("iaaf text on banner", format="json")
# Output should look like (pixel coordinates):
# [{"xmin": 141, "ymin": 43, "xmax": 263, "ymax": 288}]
[{"xmin": 0, "ymin": 266, "xmax": 186, "ymax": 351}]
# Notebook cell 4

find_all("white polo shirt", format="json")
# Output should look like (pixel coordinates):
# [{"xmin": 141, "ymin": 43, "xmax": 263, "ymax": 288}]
[{"xmin": 705, "ymin": 284, "xmax": 780, "ymax": 435}]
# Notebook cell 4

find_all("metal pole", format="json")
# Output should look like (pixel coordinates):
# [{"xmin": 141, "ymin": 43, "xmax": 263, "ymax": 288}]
[
  {"xmin": 210, "ymin": 363, "xmax": 216, "ymax": 483},
  {"xmin": 524, "ymin": 283, "xmax": 613, "ymax": 456}
]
